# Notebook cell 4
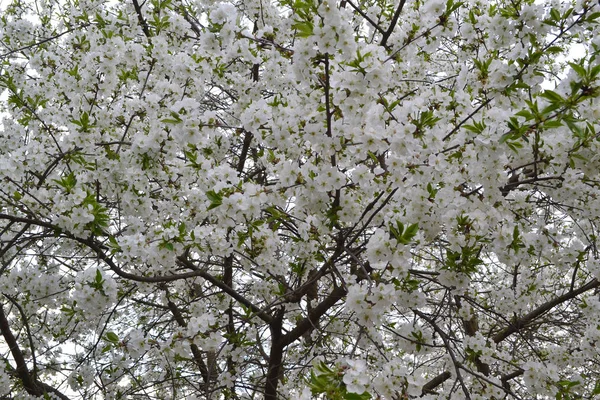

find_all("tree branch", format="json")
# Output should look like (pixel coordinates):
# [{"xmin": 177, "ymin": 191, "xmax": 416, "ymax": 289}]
[
  {"xmin": 0, "ymin": 214, "xmax": 274, "ymax": 324},
  {"xmin": 381, "ymin": 0, "xmax": 407, "ymax": 47},
  {"xmin": 281, "ymin": 285, "xmax": 347, "ymax": 347},
  {"xmin": 166, "ymin": 298, "xmax": 211, "ymax": 385},
  {"xmin": 177, "ymin": 256, "xmax": 274, "ymax": 324},
  {"xmin": 264, "ymin": 308, "xmax": 285, "ymax": 400},
  {"xmin": 0, "ymin": 305, "xmax": 38, "ymax": 394},
  {"xmin": 0, "ymin": 25, "xmax": 87, "ymax": 58},
  {"xmin": 421, "ymin": 371, "xmax": 451, "ymax": 396},
  {"xmin": 345, "ymin": 0, "xmax": 386, "ymax": 35},
  {"xmin": 132, "ymin": 0, "xmax": 152, "ymax": 38},
  {"xmin": 493, "ymin": 278, "xmax": 600, "ymax": 343},
  {"xmin": 0, "ymin": 305, "xmax": 71, "ymax": 399},
  {"xmin": 414, "ymin": 309, "xmax": 472, "ymax": 400},
  {"xmin": 442, "ymin": 99, "xmax": 492, "ymax": 141}
]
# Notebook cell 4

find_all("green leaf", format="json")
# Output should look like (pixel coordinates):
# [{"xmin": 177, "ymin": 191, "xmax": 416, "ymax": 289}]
[
  {"xmin": 346, "ymin": 392, "xmax": 372, "ymax": 400},
  {"xmin": 160, "ymin": 241, "xmax": 175, "ymax": 251},
  {"xmin": 427, "ymin": 182, "xmax": 438, "ymax": 199},
  {"xmin": 545, "ymin": 46, "xmax": 563, "ymax": 54},
  {"xmin": 105, "ymin": 332, "xmax": 119, "ymax": 343},
  {"xmin": 444, "ymin": 0, "xmax": 464, "ymax": 15},
  {"xmin": 60, "ymin": 305, "xmax": 76, "ymax": 317},
  {"xmin": 161, "ymin": 111, "xmax": 183, "ymax": 124},
  {"xmin": 539, "ymin": 90, "xmax": 564, "ymax": 103},
  {"xmin": 108, "ymin": 236, "xmax": 121, "ymax": 254},
  {"xmin": 541, "ymin": 102, "xmax": 562, "ymax": 116},
  {"xmin": 585, "ymin": 12, "xmax": 600, "ymax": 22},
  {"xmin": 292, "ymin": 20, "xmax": 313, "ymax": 37},
  {"xmin": 401, "ymin": 223, "xmax": 419, "ymax": 244},
  {"xmin": 499, "ymin": 132, "xmax": 511, "ymax": 144},
  {"xmin": 389, "ymin": 221, "xmax": 404, "ymax": 242},
  {"xmin": 591, "ymin": 64, "xmax": 600, "ymax": 79},
  {"xmin": 506, "ymin": 140, "xmax": 524, "ymax": 153},
  {"xmin": 95, "ymin": 269, "xmax": 105, "ymax": 286},
  {"xmin": 206, "ymin": 190, "xmax": 223, "ymax": 210},
  {"xmin": 71, "ymin": 111, "xmax": 94, "ymax": 132},
  {"xmin": 568, "ymin": 62, "xmax": 587, "ymax": 78},
  {"xmin": 463, "ymin": 120, "xmax": 486, "ymax": 134},
  {"xmin": 53, "ymin": 172, "xmax": 77, "ymax": 192},
  {"xmin": 178, "ymin": 222, "xmax": 186, "ymax": 236},
  {"xmin": 592, "ymin": 379, "xmax": 600, "ymax": 395},
  {"xmin": 515, "ymin": 109, "xmax": 533, "ymax": 120}
]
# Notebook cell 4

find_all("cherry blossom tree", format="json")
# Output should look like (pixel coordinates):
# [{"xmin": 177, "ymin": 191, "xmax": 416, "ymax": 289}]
[{"xmin": 1, "ymin": 0, "xmax": 600, "ymax": 398}]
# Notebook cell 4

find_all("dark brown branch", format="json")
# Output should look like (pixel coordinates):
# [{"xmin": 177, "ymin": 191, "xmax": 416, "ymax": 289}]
[
  {"xmin": 442, "ymin": 99, "xmax": 492, "ymax": 141},
  {"xmin": 223, "ymin": 253, "xmax": 237, "ymax": 395},
  {"xmin": 132, "ymin": 0, "xmax": 152, "ymax": 38},
  {"xmin": 0, "ymin": 305, "xmax": 71, "ymax": 399},
  {"xmin": 0, "ymin": 25, "xmax": 87, "ymax": 58},
  {"xmin": 493, "ymin": 278, "xmax": 600, "ymax": 343},
  {"xmin": 263, "ymin": 248, "xmax": 351, "ymax": 397},
  {"xmin": 501, "ymin": 368, "xmax": 524, "ymax": 392},
  {"xmin": 414, "ymin": 310, "xmax": 472, "ymax": 400},
  {"xmin": 264, "ymin": 308, "xmax": 285, "ymax": 400},
  {"xmin": 237, "ymin": 130, "xmax": 254, "ymax": 173},
  {"xmin": 455, "ymin": 296, "xmax": 489, "ymax": 376},
  {"xmin": 281, "ymin": 285, "xmax": 347, "ymax": 347},
  {"xmin": 0, "ymin": 214, "xmax": 273, "ymax": 324},
  {"xmin": 175, "ymin": 4, "xmax": 203, "ymax": 37},
  {"xmin": 345, "ymin": 0, "xmax": 386, "ymax": 35},
  {"xmin": 499, "ymin": 175, "xmax": 564, "ymax": 197},
  {"xmin": 166, "ymin": 299, "xmax": 211, "ymax": 384},
  {"xmin": 347, "ymin": 187, "xmax": 398, "ymax": 247},
  {"xmin": 385, "ymin": 22, "xmax": 443, "ymax": 63},
  {"xmin": 177, "ymin": 256, "xmax": 273, "ymax": 324},
  {"xmin": 0, "ymin": 305, "xmax": 38, "ymax": 394},
  {"xmin": 380, "ymin": 0, "xmax": 407, "ymax": 47},
  {"xmin": 4, "ymin": 296, "xmax": 38, "ymax": 380},
  {"xmin": 421, "ymin": 371, "xmax": 451, "ymax": 396},
  {"xmin": 322, "ymin": 55, "xmax": 336, "ymax": 168},
  {"xmin": 0, "ymin": 222, "xmax": 30, "ymax": 269},
  {"xmin": 35, "ymin": 382, "xmax": 71, "ymax": 400},
  {"xmin": 502, "ymin": 369, "xmax": 524, "ymax": 383}
]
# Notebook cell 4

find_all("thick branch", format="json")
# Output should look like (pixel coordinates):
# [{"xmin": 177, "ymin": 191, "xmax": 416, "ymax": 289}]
[
  {"xmin": 0, "ymin": 305, "xmax": 71, "ymax": 399},
  {"xmin": 499, "ymin": 175, "xmax": 564, "ymax": 197},
  {"xmin": 345, "ymin": 0, "xmax": 386, "ymax": 35},
  {"xmin": 381, "ymin": 0, "xmax": 407, "ymax": 47},
  {"xmin": 455, "ymin": 296, "xmax": 489, "ymax": 376},
  {"xmin": 4, "ymin": 296, "xmax": 38, "ymax": 380},
  {"xmin": 421, "ymin": 371, "xmax": 451, "ymax": 396},
  {"xmin": 493, "ymin": 278, "xmax": 600, "ymax": 343},
  {"xmin": 132, "ymin": 0, "xmax": 152, "ymax": 38},
  {"xmin": 281, "ymin": 285, "xmax": 347, "ymax": 347},
  {"xmin": 264, "ymin": 308, "xmax": 285, "ymax": 400},
  {"xmin": 177, "ymin": 256, "xmax": 273, "ymax": 324},
  {"xmin": 0, "ymin": 214, "xmax": 274, "ymax": 324},
  {"xmin": 414, "ymin": 310, "xmax": 471, "ymax": 400},
  {"xmin": 0, "ymin": 305, "xmax": 38, "ymax": 394},
  {"xmin": 166, "ymin": 299, "xmax": 211, "ymax": 384},
  {"xmin": 237, "ymin": 130, "xmax": 254, "ymax": 173},
  {"xmin": 0, "ymin": 26, "xmax": 87, "ymax": 58}
]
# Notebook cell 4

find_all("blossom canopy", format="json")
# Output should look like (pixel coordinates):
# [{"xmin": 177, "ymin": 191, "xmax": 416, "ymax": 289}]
[{"xmin": 1, "ymin": 0, "xmax": 600, "ymax": 399}]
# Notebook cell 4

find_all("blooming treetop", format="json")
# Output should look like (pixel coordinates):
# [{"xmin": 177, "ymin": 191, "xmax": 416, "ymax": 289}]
[{"xmin": 1, "ymin": 0, "xmax": 600, "ymax": 398}]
